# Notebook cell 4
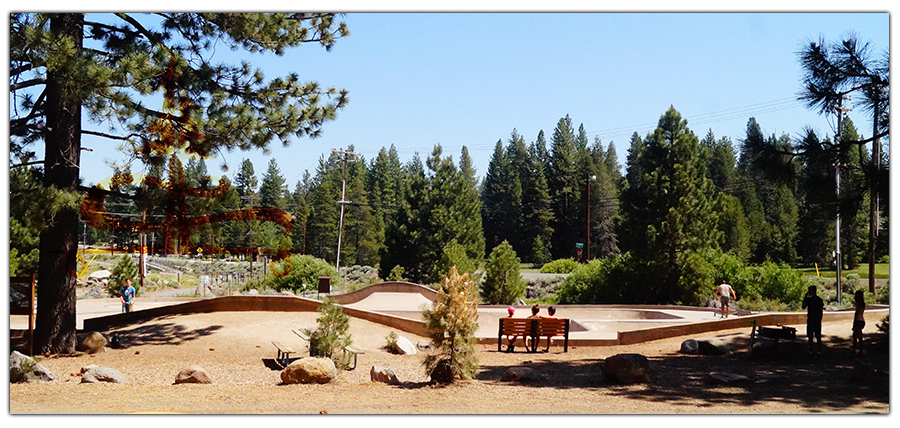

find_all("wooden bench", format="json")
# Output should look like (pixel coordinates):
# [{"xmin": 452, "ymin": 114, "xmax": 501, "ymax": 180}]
[
  {"xmin": 292, "ymin": 328, "xmax": 363, "ymax": 370},
  {"xmin": 749, "ymin": 321, "xmax": 797, "ymax": 356},
  {"xmin": 271, "ymin": 340, "xmax": 296, "ymax": 367},
  {"xmin": 498, "ymin": 318, "xmax": 570, "ymax": 353}
]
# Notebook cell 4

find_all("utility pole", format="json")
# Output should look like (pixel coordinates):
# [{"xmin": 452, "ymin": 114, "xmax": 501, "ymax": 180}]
[
  {"xmin": 867, "ymin": 88, "xmax": 881, "ymax": 293},
  {"xmin": 586, "ymin": 174, "xmax": 596, "ymax": 261},
  {"xmin": 332, "ymin": 148, "xmax": 360, "ymax": 271},
  {"xmin": 834, "ymin": 96, "xmax": 850, "ymax": 304}
]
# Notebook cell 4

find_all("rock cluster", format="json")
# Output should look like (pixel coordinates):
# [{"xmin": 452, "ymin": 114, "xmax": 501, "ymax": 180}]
[{"xmin": 9, "ymin": 351, "xmax": 54, "ymax": 383}]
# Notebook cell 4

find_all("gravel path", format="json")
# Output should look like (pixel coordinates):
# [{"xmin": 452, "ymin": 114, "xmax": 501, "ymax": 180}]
[{"xmin": 9, "ymin": 312, "xmax": 890, "ymax": 415}]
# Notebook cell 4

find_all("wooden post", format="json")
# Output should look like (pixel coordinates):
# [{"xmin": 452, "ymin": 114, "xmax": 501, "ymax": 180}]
[{"xmin": 28, "ymin": 273, "xmax": 36, "ymax": 356}]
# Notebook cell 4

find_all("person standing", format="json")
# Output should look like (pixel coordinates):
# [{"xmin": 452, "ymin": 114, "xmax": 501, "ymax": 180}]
[
  {"xmin": 802, "ymin": 285, "xmax": 825, "ymax": 354},
  {"xmin": 852, "ymin": 289, "xmax": 866, "ymax": 354},
  {"xmin": 120, "ymin": 278, "xmax": 135, "ymax": 313},
  {"xmin": 715, "ymin": 280, "xmax": 736, "ymax": 318}
]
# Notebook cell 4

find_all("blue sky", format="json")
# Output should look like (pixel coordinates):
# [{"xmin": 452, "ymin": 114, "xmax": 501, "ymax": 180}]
[{"xmin": 71, "ymin": 12, "xmax": 890, "ymax": 188}]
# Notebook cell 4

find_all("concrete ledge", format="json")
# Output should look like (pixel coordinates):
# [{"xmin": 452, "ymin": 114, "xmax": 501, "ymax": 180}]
[
  {"xmin": 82, "ymin": 295, "xmax": 432, "ymax": 337},
  {"xmin": 616, "ymin": 308, "xmax": 890, "ymax": 345}
]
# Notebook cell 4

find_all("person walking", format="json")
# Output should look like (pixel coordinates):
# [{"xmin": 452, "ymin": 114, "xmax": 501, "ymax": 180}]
[
  {"xmin": 802, "ymin": 285, "xmax": 825, "ymax": 354},
  {"xmin": 852, "ymin": 289, "xmax": 866, "ymax": 354},
  {"xmin": 120, "ymin": 278, "xmax": 135, "ymax": 313},
  {"xmin": 715, "ymin": 280, "xmax": 736, "ymax": 318}
]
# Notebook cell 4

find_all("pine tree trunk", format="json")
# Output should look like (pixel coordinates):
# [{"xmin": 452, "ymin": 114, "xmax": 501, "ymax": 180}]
[{"xmin": 34, "ymin": 13, "xmax": 83, "ymax": 355}]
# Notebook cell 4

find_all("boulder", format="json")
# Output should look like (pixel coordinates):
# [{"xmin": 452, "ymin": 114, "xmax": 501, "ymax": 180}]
[
  {"xmin": 281, "ymin": 357, "xmax": 336, "ymax": 384},
  {"xmin": 679, "ymin": 339, "xmax": 699, "ymax": 354},
  {"xmin": 750, "ymin": 338, "xmax": 779, "ymax": 356},
  {"xmin": 88, "ymin": 269, "xmax": 112, "ymax": 281},
  {"xmin": 246, "ymin": 289, "xmax": 259, "ymax": 296},
  {"xmin": 82, "ymin": 331, "xmax": 107, "ymax": 354},
  {"xmin": 393, "ymin": 336, "xmax": 417, "ymax": 355},
  {"xmin": 429, "ymin": 359, "xmax": 454, "ymax": 384},
  {"xmin": 416, "ymin": 340, "xmax": 434, "ymax": 352},
  {"xmin": 697, "ymin": 338, "xmax": 731, "ymax": 355},
  {"xmin": 279, "ymin": 290, "xmax": 295, "ymax": 296},
  {"xmin": 81, "ymin": 366, "xmax": 127, "ymax": 384},
  {"xmin": 83, "ymin": 284, "xmax": 106, "ymax": 299},
  {"xmin": 370, "ymin": 365, "xmax": 401, "ymax": 385},
  {"xmin": 80, "ymin": 364, "xmax": 99, "ymax": 374},
  {"xmin": 500, "ymin": 367, "xmax": 539, "ymax": 382},
  {"xmin": 10, "ymin": 351, "xmax": 54, "ymax": 383},
  {"xmin": 174, "ymin": 365, "xmax": 213, "ymax": 384},
  {"xmin": 601, "ymin": 353, "xmax": 651, "ymax": 384},
  {"xmin": 706, "ymin": 371, "xmax": 751, "ymax": 385}
]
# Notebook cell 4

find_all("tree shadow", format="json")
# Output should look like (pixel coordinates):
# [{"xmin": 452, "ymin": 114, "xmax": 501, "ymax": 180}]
[
  {"xmin": 102, "ymin": 322, "xmax": 224, "ymax": 347},
  {"xmin": 474, "ymin": 333, "xmax": 889, "ymax": 412}
]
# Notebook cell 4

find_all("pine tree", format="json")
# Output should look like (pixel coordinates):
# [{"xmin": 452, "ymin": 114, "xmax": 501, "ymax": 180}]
[
  {"xmin": 234, "ymin": 159, "xmax": 259, "ymax": 198},
  {"xmin": 481, "ymin": 241, "xmax": 525, "ymax": 305},
  {"xmin": 522, "ymin": 141, "xmax": 555, "ymax": 264},
  {"xmin": 547, "ymin": 115, "xmax": 582, "ymax": 259},
  {"xmin": 619, "ymin": 107, "xmax": 721, "ymax": 302},
  {"xmin": 259, "ymin": 159, "xmax": 288, "ymax": 210},
  {"xmin": 422, "ymin": 266, "xmax": 479, "ymax": 383},
  {"xmin": 480, "ymin": 140, "xmax": 509, "ymax": 255},
  {"xmin": 111, "ymin": 255, "xmax": 139, "ymax": 295}
]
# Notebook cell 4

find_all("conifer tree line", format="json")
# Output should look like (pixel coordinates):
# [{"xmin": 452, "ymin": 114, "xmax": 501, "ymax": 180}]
[{"xmin": 169, "ymin": 105, "xmax": 883, "ymax": 294}]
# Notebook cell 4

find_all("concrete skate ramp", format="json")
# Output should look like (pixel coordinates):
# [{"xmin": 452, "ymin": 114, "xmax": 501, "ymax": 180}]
[{"xmin": 344, "ymin": 292, "xmax": 434, "ymax": 312}]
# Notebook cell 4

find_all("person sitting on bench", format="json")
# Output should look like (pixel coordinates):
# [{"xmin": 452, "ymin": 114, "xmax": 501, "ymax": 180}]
[
  {"xmin": 539, "ymin": 306, "xmax": 557, "ymax": 353},
  {"xmin": 504, "ymin": 306, "xmax": 520, "ymax": 353}
]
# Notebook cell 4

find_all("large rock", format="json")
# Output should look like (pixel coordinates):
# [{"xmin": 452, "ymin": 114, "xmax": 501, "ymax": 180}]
[
  {"xmin": 416, "ymin": 340, "xmax": 434, "ymax": 352},
  {"xmin": 83, "ymin": 284, "xmax": 106, "ymax": 299},
  {"xmin": 81, "ymin": 366, "xmax": 127, "ymax": 384},
  {"xmin": 697, "ymin": 338, "xmax": 731, "ymax": 355},
  {"xmin": 281, "ymin": 357, "xmax": 336, "ymax": 384},
  {"xmin": 10, "ymin": 351, "xmax": 54, "ymax": 383},
  {"xmin": 429, "ymin": 359, "xmax": 454, "ymax": 384},
  {"xmin": 601, "ymin": 353, "xmax": 651, "ymax": 384},
  {"xmin": 500, "ymin": 367, "xmax": 538, "ymax": 382},
  {"xmin": 174, "ymin": 365, "xmax": 213, "ymax": 384},
  {"xmin": 370, "ymin": 365, "xmax": 401, "ymax": 385},
  {"xmin": 82, "ymin": 331, "xmax": 107, "ymax": 354},
  {"xmin": 393, "ymin": 336, "xmax": 417, "ymax": 355},
  {"xmin": 88, "ymin": 270, "xmax": 112, "ymax": 281},
  {"xmin": 679, "ymin": 339, "xmax": 699, "ymax": 354},
  {"xmin": 706, "ymin": 371, "xmax": 751, "ymax": 385}
]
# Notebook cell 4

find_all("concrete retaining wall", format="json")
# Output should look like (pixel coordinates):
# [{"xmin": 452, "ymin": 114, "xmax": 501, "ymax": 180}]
[{"xmin": 82, "ymin": 295, "xmax": 431, "ymax": 337}]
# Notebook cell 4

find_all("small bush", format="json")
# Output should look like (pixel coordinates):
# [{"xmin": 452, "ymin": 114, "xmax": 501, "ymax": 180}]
[
  {"xmin": 878, "ymin": 255, "xmax": 889, "ymax": 264},
  {"xmin": 266, "ymin": 254, "xmax": 339, "ymax": 294},
  {"xmin": 384, "ymin": 331, "xmax": 399, "ymax": 354},
  {"xmin": 735, "ymin": 295, "xmax": 792, "ymax": 312},
  {"xmin": 540, "ymin": 258, "xmax": 579, "ymax": 274},
  {"xmin": 876, "ymin": 315, "xmax": 889, "ymax": 334},
  {"xmin": 302, "ymin": 298, "xmax": 353, "ymax": 369},
  {"xmin": 875, "ymin": 281, "xmax": 890, "ymax": 304},
  {"xmin": 386, "ymin": 265, "xmax": 406, "ymax": 282}
]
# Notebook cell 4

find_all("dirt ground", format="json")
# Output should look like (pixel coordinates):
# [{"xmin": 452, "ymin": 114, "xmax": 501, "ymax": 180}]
[{"xmin": 7, "ymin": 310, "xmax": 891, "ymax": 416}]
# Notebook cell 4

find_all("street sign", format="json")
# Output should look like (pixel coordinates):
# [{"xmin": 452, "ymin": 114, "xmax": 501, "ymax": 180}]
[{"xmin": 576, "ymin": 247, "xmax": 583, "ymax": 260}]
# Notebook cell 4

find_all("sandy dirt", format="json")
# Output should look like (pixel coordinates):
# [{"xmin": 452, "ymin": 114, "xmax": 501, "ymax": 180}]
[{"xmin": 8, "ymin": 311, "xmax": 891, "ymax": 415}]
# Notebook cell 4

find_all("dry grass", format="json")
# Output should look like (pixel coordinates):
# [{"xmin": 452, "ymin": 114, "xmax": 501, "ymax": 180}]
[{"xmin": 9, "ymin": 312, "xmax": 890, "ymax": 415}]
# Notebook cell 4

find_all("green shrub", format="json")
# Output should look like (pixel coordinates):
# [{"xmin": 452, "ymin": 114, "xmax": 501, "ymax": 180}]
[
  {"xmin": 338, "ymin": 265, "xmax": 380, "ymax": 292},
  {"xmin": 384, "ymin": 331, "xmax": 399, "ymax": 353},
  {"xmin": 111, "ymin": 255, "xmax": 139, "ymax": 296},
  {"xmin": 875, "ymin": 281, "xmax": 890, "ymax": 304},
  {"xmin": 540, "ymin": 258, "xmax": 579, "ymax": 274},
  {"xmin": 876, "ymin": 315, "xmax": 889, "ymax": 334},
  {"xmin": 481, "ymin": 241, "xmax": 525, "ymax": 305},
  {"xmin": 266, "ymin": 254, "xmax": 339, "ymax": 294},
  {"xmin": 556, "ymin": 253, "xmax": 660, "ymax": 304},
  {"xmin": 878, "ymin": 255, "xmax": 889, "ymax": 264},
  {"xmin": 735, "ymin": 295, "xmax": 792, "ymax": 312},
  {"xmin": 386, "ymin": 265, "xmax": 406, "ymax": 282},
  {"xmin": 302, "ymin": 298, "xmax": 353, "ymax": 369},
  {"xmin": 529, "ymin": 236, "xmax": 553, "ymax": 268},
  {"xmin": 422, "ymin": 267, "xmax": 479, "ymax": 383}
]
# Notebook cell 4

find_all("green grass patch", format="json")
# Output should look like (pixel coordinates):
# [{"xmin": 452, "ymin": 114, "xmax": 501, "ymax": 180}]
[{"xmin": 796, "ymin": 263, "xmax": 889, "ymax": 280}]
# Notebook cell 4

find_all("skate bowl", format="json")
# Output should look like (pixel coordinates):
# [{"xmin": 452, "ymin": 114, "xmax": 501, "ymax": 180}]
[{"xmin": 63, "ymin": 282, "xmax": 888, "ymax": 348}]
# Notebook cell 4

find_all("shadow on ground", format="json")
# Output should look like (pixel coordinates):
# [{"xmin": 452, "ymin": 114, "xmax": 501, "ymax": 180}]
[
  {"xmin": 103, "ymin": 321, "xmax": 224, "ymax": 347},
  {"xmin": 474, "ymin": 332, "xmax": 889, "ymax": 412}
]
